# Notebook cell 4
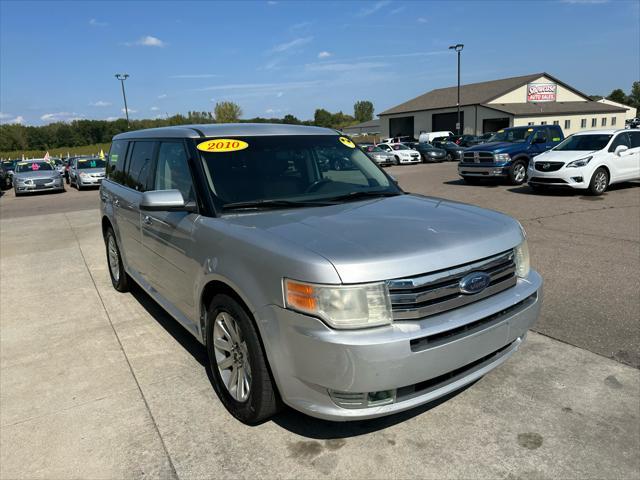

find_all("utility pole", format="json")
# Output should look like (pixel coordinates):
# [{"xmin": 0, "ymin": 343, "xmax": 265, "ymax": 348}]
[
  {"xmin": 115, "ymin": 73, "xmax": 130, "ymax": 128},
  {"xmin": 448, "ymin": 44, "xmax": 464, "ymax": 135}
]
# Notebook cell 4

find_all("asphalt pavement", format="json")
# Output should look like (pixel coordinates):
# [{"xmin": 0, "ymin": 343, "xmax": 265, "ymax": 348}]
[{"xmin": 0, "ymin": 164, "xmax": 639, "ymax": 479}]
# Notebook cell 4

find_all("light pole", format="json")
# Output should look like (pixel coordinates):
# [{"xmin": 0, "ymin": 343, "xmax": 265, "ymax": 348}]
[
  {"xmin": 448, "ymin": 44, "xmax": 464, "ymax": 135},
  {"xmin": 115, "ymin": 73, "xmax": 130, "ymax": 128}
]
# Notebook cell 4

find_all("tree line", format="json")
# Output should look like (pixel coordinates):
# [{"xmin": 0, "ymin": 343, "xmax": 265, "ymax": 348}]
[
  {"xmin": 0, "ymin": 100, "xmax": 375, "ymax": 154},
  {"xmin": 591, "ymin": 81, "xmax": 640, "ymax": 114}
]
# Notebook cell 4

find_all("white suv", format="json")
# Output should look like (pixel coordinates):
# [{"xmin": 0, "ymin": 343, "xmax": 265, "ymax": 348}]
[
  {"xmin": 527, "ymin": 129, "xmax": 640, "ymax": 195},
  {"xmin": 377, "ymin": 143, "xmax": 421, "ymax": 165}
]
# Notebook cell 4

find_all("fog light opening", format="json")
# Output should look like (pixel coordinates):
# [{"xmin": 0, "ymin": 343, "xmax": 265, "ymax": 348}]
[
  {"xmin": 571, "ymin": 177, "xmax": 583, "ymax": 183},
  {"xmin": 367, "ymin": 389, "xmax": 396, "ymax": 406}
]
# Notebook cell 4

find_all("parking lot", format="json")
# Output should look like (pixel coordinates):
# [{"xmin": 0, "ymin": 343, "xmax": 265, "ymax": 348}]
[{"xmin": 1, "ymin": 163, "xmax": 638, "ymax": 479}]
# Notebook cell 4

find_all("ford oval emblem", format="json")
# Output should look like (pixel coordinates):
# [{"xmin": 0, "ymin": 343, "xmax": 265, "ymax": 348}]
[{"xmin": 459, "ymin": 271, "xmax": 491, "ymax": 295}]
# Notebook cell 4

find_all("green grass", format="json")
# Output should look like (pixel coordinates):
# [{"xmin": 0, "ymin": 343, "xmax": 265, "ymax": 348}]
[{"xmin": 0, "ymin": 142, "xmax": 112, "ymax": 160}]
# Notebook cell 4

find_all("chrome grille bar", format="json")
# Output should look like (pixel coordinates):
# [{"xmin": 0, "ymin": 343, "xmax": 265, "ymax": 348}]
[{"xmin": 388, "ymin": 250, "xmax": 516, "ymax": 320}]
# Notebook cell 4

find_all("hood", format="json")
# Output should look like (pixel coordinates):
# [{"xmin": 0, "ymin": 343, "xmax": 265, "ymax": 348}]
[
  {"xmin": 223, "ymin": 194, "xmax": 523, "ymax": 283},
  {"xmin": 77, "ymin": 168, "xmax": 106, "ymax": 174},
  {"xmin": 533, "ymin": 150, "xmax": 595, "ymax": 163},
  {"xmin": 14, "ymin": 170, "xmax": 61, "ymax": 180},
  {"xmin": 465, "ymin": 141, "xmax": 525, "ymax": 154}
]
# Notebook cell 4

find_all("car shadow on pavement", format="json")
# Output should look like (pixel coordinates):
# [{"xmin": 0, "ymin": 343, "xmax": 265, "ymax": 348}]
[
  {"xmin": 129, "ymin": 284, "xmax": 208, "ymax": 367},
  {"xmin": 271, "ymin": 383, "xmax": 474, "ymax": 439},
  {"xmin": 508, "ymin": 181, "xmax": 639, "ymax": 198},
  {"xmin": 443, "ymin": 179, "xmax": 501, "ymax": 188}
]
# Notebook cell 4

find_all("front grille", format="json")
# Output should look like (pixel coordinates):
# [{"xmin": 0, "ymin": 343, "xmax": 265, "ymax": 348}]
[
  {"xmin": 387, "ymin": 250, "xmax": 517, "ymax": 321},
  {"xmin": 534, "ymin": 161, "xmax": 564, "ymax": 172},
  {"xmin": 34, "ymin": 179, "xmax": 52, "ymax": 186},
  {"xmin": 463, "ymin": 151, "xmax": 494, "ymax": 163},
  {"xmin": 529, "ymin": 177, "xmax": 567, "ymax": 184}
]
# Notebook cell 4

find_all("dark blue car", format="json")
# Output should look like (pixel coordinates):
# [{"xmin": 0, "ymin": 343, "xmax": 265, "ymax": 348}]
[{"xmin": 458, "ymin": 125, "xmax": 564, "ymax": 185}]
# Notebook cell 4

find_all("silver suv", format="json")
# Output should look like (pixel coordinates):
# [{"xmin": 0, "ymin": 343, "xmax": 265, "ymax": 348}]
[{"xmin": 100, "ymin": 124, "xmax": 542, "ymax": 424}]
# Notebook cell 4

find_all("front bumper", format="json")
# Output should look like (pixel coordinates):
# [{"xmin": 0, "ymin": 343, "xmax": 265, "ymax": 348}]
[
  {"xmin": 399, "ymin": 156, "xmax": 421, "ymax": 164},
  {"xmin": 256, "ymin": 270, "xmax": 542, "ymax": 421},
  {"xmin": 78, "ymin": 176, "xmax": 104, "ymax": 186},
  {"xmin": 14, "ymin": 181, "xmax": 64, "ymax": 193},
  {"xmin": 458, "ymin": 163, "xmax": 509, "ymax": 177},
  {"xmin": 422, "ymin": 153, "xmax": 446, "ymax": 162},
  {"xmin": 527, "ymin": 165, "xmax": 585, "ymax": 189}
]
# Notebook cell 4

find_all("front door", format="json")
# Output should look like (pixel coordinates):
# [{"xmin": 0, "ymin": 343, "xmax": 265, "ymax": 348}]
[{"xmin": 141, "ymin": 141, "xmax": 200, "ymax": 320}]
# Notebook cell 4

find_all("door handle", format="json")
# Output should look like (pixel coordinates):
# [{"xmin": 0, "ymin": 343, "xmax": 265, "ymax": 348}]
[
  {"xmin": 143, "ymin": 215, "xmax": 153, "ymax": 226},
  {"xmin": 113, "ymin": 198, "xmax": 120, "ymax": 207}
]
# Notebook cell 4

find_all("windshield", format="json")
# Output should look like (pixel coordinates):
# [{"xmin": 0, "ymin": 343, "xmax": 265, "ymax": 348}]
[
  {"xmin": 2, "ymin": 161, "xmax": 14, "ymax": 168},
  {"xmin": 77, "ymin": 158, "xmax": 106, "ymax": 169},
  {"xmin": 197, "ymin": 135, "xmax": 399, "ymax": 209},
  {"xmin": 15, "ymin": 162, "xmax": 53, "ymax": 172},
  {"xmin": 391, "ymin": 144, "xmax": 409, "ymax": 150},
  {"xmin": 554, "ymin": 134, "xmax": 612, "ymax": 151},
  {"xmin": 488, "ymin": 128, "xmax": 531, "ymax": 143},
  {"xmin": 417, "ymin": 143, "xmax": 434, "ymax": 150},
  {"xmin": 363, "ymin": 145, "xmax": 383, "ymax": 153}
]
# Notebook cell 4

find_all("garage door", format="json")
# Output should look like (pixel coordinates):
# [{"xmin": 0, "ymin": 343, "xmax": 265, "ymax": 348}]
[
  {"xmin": 389, "ymin": 116, "xmax": 414, "ymax": 137},
  {"xmin": 432, "ymin": 112, "xmax": 464, "ymax": 133},
  {"xmin": 483, "ymin": 118, "xmax": 510, "ymax": 133}
]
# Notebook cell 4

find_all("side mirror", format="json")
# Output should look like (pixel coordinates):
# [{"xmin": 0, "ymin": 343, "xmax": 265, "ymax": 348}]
[
  {"xmin": 140, "ymin": 189, "xmax": 188, "ymax": 211},
  {"xmin": 614, "ymin": 145, "xmax": 629, "ymax": 156}
]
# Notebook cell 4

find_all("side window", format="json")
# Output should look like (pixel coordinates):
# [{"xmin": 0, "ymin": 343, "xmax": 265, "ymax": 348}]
[
  {"xmin": 549, "ymin": 127, "xmax": 562, "ymax": 142},
  {"xmin": 154, "ymin": 142, "xmax": 195, "ymax": 202},
  {"xmin": 532, "ymin": 129, "xmax": 547, "ymax": 143},
  {"xmin": 125, "ymin": 141, "xmax": 156, "ymax": 191},
  {"xmin": 107, "ymin": 140, "xmax": 128, "ymax": 184},
  {"xmin": 628, "ymin": 131, "xmax": 640, "ymax": 148},
  {"xmin": 609, "ymin": 133, "xmax": 631, "ymax": 152}
]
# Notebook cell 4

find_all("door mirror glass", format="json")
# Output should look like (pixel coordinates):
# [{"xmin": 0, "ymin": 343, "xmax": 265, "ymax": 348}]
[
  {"xmin": 140, "ymin": 189, "xmax": 186, "ymax": 211},
  {"xmin": 614, "ymin": 145, "xmax": 629, "ymax": 156}
]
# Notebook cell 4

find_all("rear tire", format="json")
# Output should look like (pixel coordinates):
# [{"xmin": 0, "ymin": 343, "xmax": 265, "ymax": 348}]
[
  {"xmin": 206, "ymin": 294, "xmax": 280, "ymax": 424},
  {"xmin": 509, "ymin": 160, "xmax": 527, "ymax": 185},
  {"xmin": 588, "ymin": 168, "xmax": 608, "ymax": 196},
  {"xmin": 104, "ymin": 226, "xmax": 129, "ymax": 292},
  {"xmin": 394, "ymin": 156, "xmax": 400, "ymax": 166}
]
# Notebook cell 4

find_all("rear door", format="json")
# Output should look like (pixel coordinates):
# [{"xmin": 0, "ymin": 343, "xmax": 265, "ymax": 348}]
[
  {"xmin": 610, "ymin": 131, "xmax": 640, "ymax": 181},
  {"xmin": 141, "ymin": 140, "xmax": 200, "ymax": 319},
  {"xmin": 116, "ymin": 140, "xmax": 157, "ymax": 279}
]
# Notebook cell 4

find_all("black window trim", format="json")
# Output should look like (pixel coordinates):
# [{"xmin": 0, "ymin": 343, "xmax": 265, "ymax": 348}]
[
  {"xmin": 124, "ymin": 139, "xmax": 158, "ymax": 193},
  {"xmin": 153, "ymin": 139, "xmax": 202, "ymax": 214}
]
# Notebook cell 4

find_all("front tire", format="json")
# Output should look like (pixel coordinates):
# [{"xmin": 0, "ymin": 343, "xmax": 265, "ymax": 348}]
[
  {"xmin": 509, "ymin": 160, "xmax": 527, "ymax": 185},
  {"xmin": 206, "ymin": 294, "xmax": 280, "ymax": 425},
  {"xmin": 446, "ymin": 153, "xmax": 453, "ymax": 161},
  {"xmin": 394, "ymin": 156, "xmax": 400, "ymax": 166},
  {"xmin": 588, "ymin": 168, "xmax": 608, "ymax": 196},
  {"xmin": 105, "ymin": 226, "xmax": 129, "ymax": 292}
]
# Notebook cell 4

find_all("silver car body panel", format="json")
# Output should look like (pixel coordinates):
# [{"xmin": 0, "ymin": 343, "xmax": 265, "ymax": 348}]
[
  {"xmin": 101, "ymin": 124, "xmax": 542, "ymax": 421},
  {"xmin": 14, "ymin": 169, "xmax": 64, "ymax": 193}
]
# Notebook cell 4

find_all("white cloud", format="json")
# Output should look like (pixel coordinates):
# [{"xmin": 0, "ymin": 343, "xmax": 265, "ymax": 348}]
[
  {"xmin": 290, "ymin": 21, "xmax": 312, "ymax": 30},
  {"xmin": 158, "ymin": 93, "xmax": 168, "ymax": 99},
  {"xmin": 89, "ymin": 100, "xmax": 111, "ymax": 107},
  {"xmin": 391, "ymin": 5, "xmax": 406, "ymax": 14},
  {"xmin": 40, "ymin": 112, "xmax": 84, "ymax": 122},
  {"xmin": 89, "ymin": 18, "xmax": 108, "ymax": 27},
  {"xmin": 105, "ymin": 116, "xmax": 119, "ymax": 121},
  {"xmin": 170, "ymin": 74, "xmax": 219, "ymax": 79},
  {"xmin": 268, "ymin": 36, "xmax": 313, "ymax": 54},
  {"xmin": 318, "ymin": 51, "xmax": 332, "ymax": 59},
  {"xmin": 276, "ymin": 91, "xmax": 284, "ymax": 98},
  {"xmin": 561, "ymin": 0, "xmax": 608, "ymax": 3},
  {"xmin": 125, "ymin": 35, "xmax": 166, "ymax": 47},
  {"xmin": 357, "ymin": 0, "xmax": 391, "ymax": 17},
  {"xmin": 196, "ymin": 81, "xmax": 319, "ymax": 93},
  {"xmin": 121, "ymin": 107, "xmax": 138, "ymax": 114},
  {"xmin": 265, "ymin": 108, "xmax": 283, "ymax": 114},
  {"xmin": 0, "ymin": 113, "xmax": 24, "ymax": 124},
  {"xmin": 267, "ymin": 1, "xmax": 278, "ymax": 4},
  {"xmin": 150, "ymin": 106, "xmax": 160, "ymax": 111},
  {"xmin": 417, "ymin": 17, "xmax": 427, "ymax": 23},
  {"xmin": 357, "ymin": 50, "xmax": 444, "ymax": 60}
]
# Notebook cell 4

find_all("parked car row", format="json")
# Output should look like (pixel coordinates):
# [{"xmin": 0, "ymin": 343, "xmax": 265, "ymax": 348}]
[{"xmin": 8, "ymin": 157, "xmax": 106, "ymax": 196}]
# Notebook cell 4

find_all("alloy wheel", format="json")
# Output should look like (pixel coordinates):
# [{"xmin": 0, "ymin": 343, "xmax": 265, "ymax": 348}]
[
  {"xmin": 213, "ymin": 311, "xmax": 252, "ymax": 402},
  {"xmin": 514, "ymin": 164, "xmax": 526, "ymax": 183},
  {"xmin": 594, "ymin": 171, "xmax": 607, "ymax": 193},
  {"xmin": 107, "ymin": 234, "xmax": 120, "ymax": 283}
]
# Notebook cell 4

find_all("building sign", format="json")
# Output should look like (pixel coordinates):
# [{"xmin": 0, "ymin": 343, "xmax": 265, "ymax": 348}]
[{"xmin": 527, "ymin": 83, "xmax": 557, "ymax": 102}]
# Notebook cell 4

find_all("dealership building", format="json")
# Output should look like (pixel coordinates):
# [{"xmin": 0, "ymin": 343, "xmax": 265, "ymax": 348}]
[{"xmin": 378, "ymin": 72, "xmax": 628, "ymax": 138}]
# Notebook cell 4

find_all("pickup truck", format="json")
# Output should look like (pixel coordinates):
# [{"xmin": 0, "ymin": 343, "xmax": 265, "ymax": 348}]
[{"xmin": 458, "ymin": 125, "xmax": 564, "ymax": 185}]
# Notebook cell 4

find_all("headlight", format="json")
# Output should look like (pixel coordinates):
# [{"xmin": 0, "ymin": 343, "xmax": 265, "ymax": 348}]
[
  {"xmin": 17, "ymin": 178, "xmax": 32, "ymax": 184},
  {"xmin": 514, "ymin": 239, "xmax": 530, "ymax": 278},
  {"xmin": 284, "ymin": 279, "xmax": 392, "ymax": 329},
  {"xmin": 80, "ymin": 172, "xmax": 90, "ymax": 177},
  {"xmin": 566, "ymin": 156, "xmax": 592, "ymax": 168},
  {"xmin": 494, "ymin": 153, "xmax": 511, "ymax": 162}
]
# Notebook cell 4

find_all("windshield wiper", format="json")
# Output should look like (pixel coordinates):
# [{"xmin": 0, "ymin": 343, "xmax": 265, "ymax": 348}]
[
  {"xmin": 323, "ymin": 190, "xmax": 403, "ymax": 202},
  {"xmin": 222, "ymin": 199, "xmax": 333, "ymax": 211}
]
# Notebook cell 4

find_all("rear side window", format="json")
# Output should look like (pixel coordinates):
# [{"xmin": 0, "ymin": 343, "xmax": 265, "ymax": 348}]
[
  {"xmin": 107, "ymin": 140, "xmax": 128, "ymax": 184},
  {"xmin": 549, "ymin": 126, "xmax": 562, "ymax": 142},
  {"xmin": 125, "ymin": 141, "xmax": 156, "ymax": 191},
  {"xmin": 628, "ymin": 131, "xmax": 640, "ymax": 148}
]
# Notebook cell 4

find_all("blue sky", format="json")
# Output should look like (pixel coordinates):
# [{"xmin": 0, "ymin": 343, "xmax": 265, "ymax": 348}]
[{"xmin": 1, "ymin": 0, "xmax": 638, "ymax": 125}]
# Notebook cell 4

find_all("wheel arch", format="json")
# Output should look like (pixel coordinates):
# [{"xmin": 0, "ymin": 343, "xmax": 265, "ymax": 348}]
[{"xmin": 199, "ymin": 280, "xmax": 255, "ymax": 344}]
